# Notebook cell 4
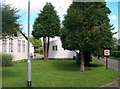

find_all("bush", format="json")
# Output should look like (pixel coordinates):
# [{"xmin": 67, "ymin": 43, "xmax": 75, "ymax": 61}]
[
  {"xmin": 111, "ymin": 51, "xmax": 120, "ymax": 57},
  {"xmin": 0, "ymin": 53, "xmax": 14, "ymax": 67}
]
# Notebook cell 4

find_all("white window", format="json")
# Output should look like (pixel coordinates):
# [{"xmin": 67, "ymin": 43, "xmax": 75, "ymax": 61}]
[
  {"xmin": 22, "ymin": 40, "xmax": 25, "ymax": 52},
  {"xmin": 9, "ymin": 38, "xmax": 13, "ymax": 52},
  {"xmin": 18, "ymin": 40, "xmax": 21, "ymax": 52},
  {"xmin": 52, "ymin": 45, "xmax": 57, "ymax": 51},
  {"xmin": 2, "ymin": 38, "xmax": 7, "ymax": 53}
]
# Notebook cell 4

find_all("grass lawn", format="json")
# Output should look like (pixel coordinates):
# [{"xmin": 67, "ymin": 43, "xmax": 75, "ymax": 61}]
[{"xmin": 2, "ymin": 59, "xmax": 118, "ymax": 87}]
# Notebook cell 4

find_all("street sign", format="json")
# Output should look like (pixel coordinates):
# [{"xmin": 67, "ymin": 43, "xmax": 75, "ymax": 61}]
[
  {"xmin": 104, "ymin": 49, "xmax": 110, "ymax": 69},
  {"xmin": 104, "ymin": 49, "xmax": 110, "ymax": 56}
]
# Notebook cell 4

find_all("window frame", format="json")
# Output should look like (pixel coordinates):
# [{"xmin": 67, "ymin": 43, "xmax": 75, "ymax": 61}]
[
  {"xmin": 18, "ymin": 40, "xmax": 21, "ymax": 52},
  {"xmin": 22, "ymin": 40, "xmax": 25, "ymax": 52}
]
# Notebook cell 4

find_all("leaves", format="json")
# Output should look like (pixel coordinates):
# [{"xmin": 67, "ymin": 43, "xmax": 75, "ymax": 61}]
[
  {"xmin": 30, "ymin": 37, "xmax": 42, "ymax": 47},
  {"xmin": 32, "ymin": 2, "xmax": 60, "ymax": 38},
  {"xmin": 61, "ymin": 2, "xmax": 114, "ymax": 55},
  {"xmin": 1, "ymin": 3, "xmax": 20, "ymax": 37}
]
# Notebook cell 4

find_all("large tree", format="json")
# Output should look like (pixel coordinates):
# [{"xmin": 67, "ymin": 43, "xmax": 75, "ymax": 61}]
[
  {"xmin": 30, "ymin": 37, "xmax": 42, "ymax": 53},
  {"xmin": 30, "ymin": 37, "xmax": 42, "ymax": 47},
  {"xmin": 1, "ymin": 2, "xmax": 20, "ymax": 37},
  {"xmin": 61, "ymin": 2, "xmax": 114, "ymax": 72},
  {"xmin": 32, "ymin": 2, "xmax": 60, "ymax": 60}
]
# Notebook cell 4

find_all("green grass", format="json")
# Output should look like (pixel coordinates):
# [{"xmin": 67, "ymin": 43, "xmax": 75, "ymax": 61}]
[{"xmin": 2, "ymin": 60, "xmax": 118, "ymax": 87}]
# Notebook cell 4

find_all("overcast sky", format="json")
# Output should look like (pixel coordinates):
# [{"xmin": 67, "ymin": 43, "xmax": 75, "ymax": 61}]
[{"xmin": 4, "ymin": 0, "xmax": 119, "ymax": 39}]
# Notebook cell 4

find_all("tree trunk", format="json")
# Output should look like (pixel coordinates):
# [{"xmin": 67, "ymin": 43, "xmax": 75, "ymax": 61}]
[
  {"xmin": 80, "ymin": 50, "xmax": 85, "ymax": 72},
  {"xmin": 46, "ymin": 36, "xmax": 50, "ymax": 58},
  {"xmin": 43, "ymin": 37, "xmax": 47, "ymax": 60},
  {"xmin": 84, "ymin": 51, "xmax": 91, "ymax": 66}
]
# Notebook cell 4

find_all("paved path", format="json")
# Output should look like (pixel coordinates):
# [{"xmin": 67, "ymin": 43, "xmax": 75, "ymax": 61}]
[
  {"xmin": 96, "ymin": 57, "xmax": 119, "ymax": 72},
  {"xmin": 33, "ymin": 56, "xmax": 43, "ymax": 59}
]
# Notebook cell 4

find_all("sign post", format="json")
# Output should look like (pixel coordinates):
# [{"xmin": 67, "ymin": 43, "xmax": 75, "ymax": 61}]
[{"xmin": 104, "ymin": 49, "xmax": 110, "ymax": 69}]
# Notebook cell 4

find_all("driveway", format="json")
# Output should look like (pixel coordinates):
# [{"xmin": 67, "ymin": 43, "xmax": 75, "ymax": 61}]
[
  {"xmin": 33, "ymin": 56, "xmax": 43, "ymax": 59},
  {"xmin": 96, "ymin": 57, "xmax": 119, "ymax": 72}
]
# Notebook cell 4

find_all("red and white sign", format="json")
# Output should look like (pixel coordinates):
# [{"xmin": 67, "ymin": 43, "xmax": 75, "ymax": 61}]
[{"xmin": 104, "ymin": 49, "xmax": 110, "ymax": 56}]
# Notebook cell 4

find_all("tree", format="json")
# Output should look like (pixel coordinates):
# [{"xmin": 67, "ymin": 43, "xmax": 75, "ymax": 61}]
[
  {"xmin": 32, "ymin": 2, "xmax": 60, "ymax": 60},
  {"xmin": 30, "ymin": 37, "xmax": 42, "ymax": 53},
  {"xmin": 118, "ymin": 39, "xmax": 120, "ymax": 44},
  {"xmin": 30, "ymin": 37, "xmax": 42, "ymax": 47},
  {"xmin": 1, "ymin": 2, "xmax": 20, "ymax": 37},
  {"xmin": 118, "ymin": 39, "xmax": 120, "ymax": 51},
  {"xmin": 61, "ymin": 2, "xmax": 114, "ymax": 72}
]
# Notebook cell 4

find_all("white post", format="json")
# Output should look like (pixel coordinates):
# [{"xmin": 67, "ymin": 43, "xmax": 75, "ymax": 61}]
[{"xmin": 27, "ymin": 0, "xmax": 31, "ymax": 87}]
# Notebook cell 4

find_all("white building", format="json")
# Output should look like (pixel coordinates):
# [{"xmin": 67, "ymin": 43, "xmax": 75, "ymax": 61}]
[
  {"xmin": 48, "ymin": 37, "xmax": 76, "ymax": 59},
  {"xmin": 0, "ymin": 31, "xmax": 34, "ymax": 61}
]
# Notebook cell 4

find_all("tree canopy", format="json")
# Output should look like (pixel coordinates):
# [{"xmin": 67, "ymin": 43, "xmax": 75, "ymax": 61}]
[
  {"xmin": 32, "ymin": 2, "xmax": 60, "ymax": 59},
  {"xmin": 32, "ymin": 2, "xmax": 60, "ymax": 38},
  {"xmin": 30, "ymin": 37, "xmax": 42, "ymax": 47},
  {"xmin": 61, "ymin": 2, "xmax": 114, "ymax": 71},
  {"xmin": 1, "ymin": 2, "xmax": 20, "ymax": 37}
]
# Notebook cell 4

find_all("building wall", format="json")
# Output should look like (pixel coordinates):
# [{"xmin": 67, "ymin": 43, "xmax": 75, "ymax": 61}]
[
  {"xmin": 48, "ymin": 38, "xmax": 76, "ymax": 59},
  {"xmin": 10, "ymin": 37, "xmax": 28, "ymax": 60},
  {"xmin": 0, "ymin": 34, "xmax": 34, "ymax": 61},
  {"xmin": 0, "ymin": 40, "xmax": 2, "ymax": 52}
]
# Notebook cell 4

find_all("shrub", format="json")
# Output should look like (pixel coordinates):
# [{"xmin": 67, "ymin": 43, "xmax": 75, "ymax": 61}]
[
  {"xmin": 111, "ymin": 51, "xmax": 120, "ymax": 57},
  {"xmin": 0, "ymin": 53, "xmax": 14, "ymax": 67}
]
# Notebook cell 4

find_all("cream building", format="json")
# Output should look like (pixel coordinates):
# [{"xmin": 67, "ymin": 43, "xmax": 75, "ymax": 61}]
[{"xmin": 0, "ymin": 31, "xmax": 34, "ymax": 61}]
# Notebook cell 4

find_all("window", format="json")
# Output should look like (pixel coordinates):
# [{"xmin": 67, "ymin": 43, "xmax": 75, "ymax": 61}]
[
  {"xmin": 52, "ymin": 46, "xmax": 55, "ymax": 51},
  {"xmin": 18, "ymin": 40, "xmax": 21, "ymax": 52},
  {"xmin": 22, "ymin": 40, "xmax": 25, "ymax": 52},
  {"xmin": 52, "ymin": 45, "xmax": 57, "ymax": 51},
  {"xmin": 2, "ymin": 38, "xmax": 7, "ymax": 53},
  {"xmin": 9, "ymin": 38, "xmax": 13, "ymax": 52},
  {"xmin": 55, "ymin": 45, "xmax": 57, "ymax": 51}
]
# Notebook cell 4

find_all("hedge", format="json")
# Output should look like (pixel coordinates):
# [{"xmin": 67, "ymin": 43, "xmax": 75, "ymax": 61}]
[
  {"xmin": 0, "ymin": 53, "xmax": 14, "ymax": 67},
  {"xmin": 111, "ymin": 51, "xmax": 120, "ymax": 57}
]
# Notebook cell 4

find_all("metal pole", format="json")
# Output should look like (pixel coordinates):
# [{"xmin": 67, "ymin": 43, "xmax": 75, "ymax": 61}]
[
  {"xmin": 106, "ymin": 57, "xmax": 108, "ymax": 69},
  {"xmin": 27, "ymin": 0, "xmax": 31, "ymax": 87}
]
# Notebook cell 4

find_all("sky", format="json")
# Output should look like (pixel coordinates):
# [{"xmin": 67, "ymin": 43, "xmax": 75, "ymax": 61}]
[{"xmin": 4, "ymin": 0, "xmax": 119, "ymax": 39}]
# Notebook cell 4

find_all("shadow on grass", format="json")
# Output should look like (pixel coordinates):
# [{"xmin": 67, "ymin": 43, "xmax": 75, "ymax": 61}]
[
  {"xmin": 51, "ymin": 60, "xmax": 104, "ymax": 72},
  {"xmin": 87, "ymin": 63, "xmax": 104, "ymax": 67},
  {"xmin": 51, "ymin": 60, "xmax": 80, "ymax": 71}
]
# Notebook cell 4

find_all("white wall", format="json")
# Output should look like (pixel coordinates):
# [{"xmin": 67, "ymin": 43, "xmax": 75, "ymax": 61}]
[
  {"xmin": 48, "ymin": 37, "xmax": 76, "ymax": 59},
  {"xmin": 0, "ymin": 34, "xmax": 34, "ymax": 61},
  {"xmin": 0, "ymin": 40, "xmax": 2, "ymax": 53},
  {"xmin": 10, "ymin": 37, "xmax": 28, "ymax": 60}
]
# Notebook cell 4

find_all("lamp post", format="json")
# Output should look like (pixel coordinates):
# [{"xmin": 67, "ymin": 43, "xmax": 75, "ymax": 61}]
[{"xmin": 27, "ymin": 0, "xmax": 31, "ymax": 87}]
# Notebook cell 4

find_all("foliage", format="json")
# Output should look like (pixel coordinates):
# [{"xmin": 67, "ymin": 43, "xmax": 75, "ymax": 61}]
[
  {"xmin": 32, "ymin": 2, "xmax": 60, "ymax": 38},
  {"xmin": 118, "ymin": 39, "xmax": 120, "ymax": 44},
  {"xmin": 30, "ymin": 37, "xmax": 43, "ymax": 54},
  {"xmin": 1, "ymin": 2, "xmax": 20, "ymax": 37},
  {"xmin": 32, "ymin": 2, "xmax": 60, "ymax": 59},
  {"xmin": 0, "ymin": 54, "xmax": 13, "ymax": 67},
  {"xmin": 2, "ymin": 60, "xmax": 117, "ymax": 87},
  {"xmin": 61, "ymin": 2, "xmax": 114, "ymax": 53},
  {"xmin": 30, "ymin": 37, "xmax": 42, "ymax": 47},
  {"xmin": 111, "ymin": 51, "xmax": 120, "ymax": 57},
  {"xmin": 73, "ymin": 51, "xmax": 92, "ymax": 66},
  {"xmin": 61, "ymin": 2, "xmax": 114, "ymax": 71}
]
